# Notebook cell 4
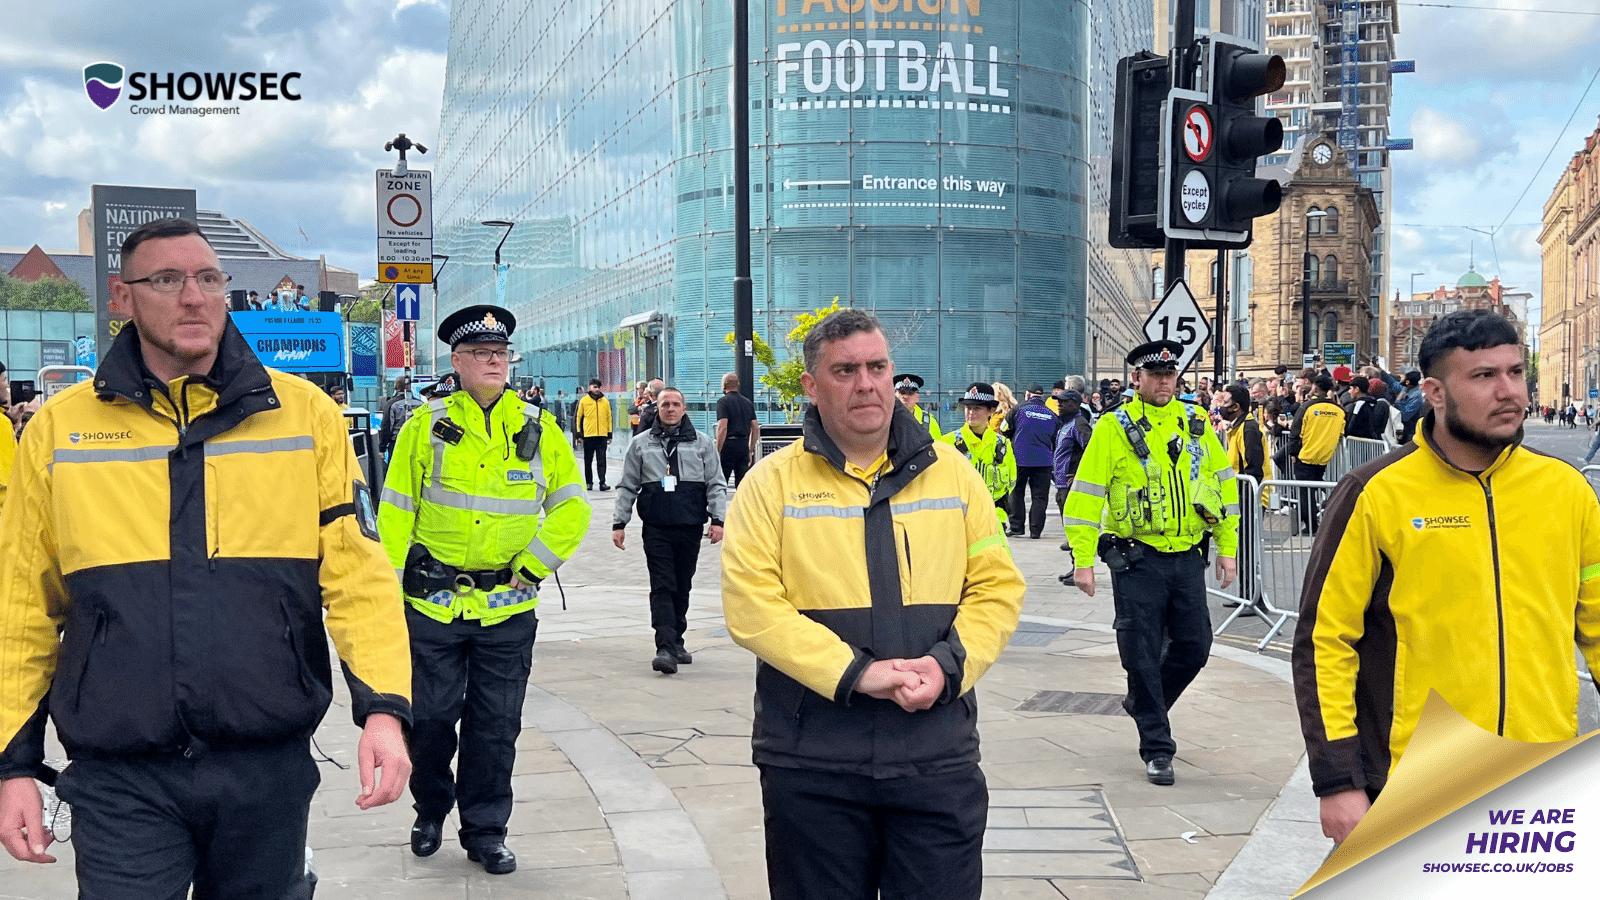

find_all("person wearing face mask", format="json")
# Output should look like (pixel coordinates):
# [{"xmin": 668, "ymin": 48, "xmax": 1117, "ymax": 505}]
[{"xmin": 1062, "ymin": 340, "xmax": 1240, "ymax": 786}]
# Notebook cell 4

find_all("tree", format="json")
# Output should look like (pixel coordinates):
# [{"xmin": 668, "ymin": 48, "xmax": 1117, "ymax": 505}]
[
  {"xmin": 0, "ymin": 275, "xmax": 92, "ymax": 312},
  {"xmin": 727, "ymin": 298, "xmax": 843, "ymax": 422}
]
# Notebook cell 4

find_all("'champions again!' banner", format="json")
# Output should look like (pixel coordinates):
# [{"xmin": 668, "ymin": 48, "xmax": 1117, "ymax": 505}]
[{"xmin": 1296, "ymin": 692, "xmax": 1597, "ymax": 898}]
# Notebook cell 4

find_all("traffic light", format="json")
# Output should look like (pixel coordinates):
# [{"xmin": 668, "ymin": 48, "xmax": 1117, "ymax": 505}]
[
  {"xmin": 1161, "ymin": 42, "xmax": 1285, "ymax": 248},
  {"xmin": 1109, "ymin": 51, "xmax": 1169, "ymax": 249},
  {"xmin": 1209, "ymin": 41, "xmax": 1286, "ymax": 242}
]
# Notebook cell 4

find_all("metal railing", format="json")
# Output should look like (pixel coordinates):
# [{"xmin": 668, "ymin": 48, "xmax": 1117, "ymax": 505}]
[{"xmin": 1213, "ymin": 476, "xmax": 1339, "ymax": 650}]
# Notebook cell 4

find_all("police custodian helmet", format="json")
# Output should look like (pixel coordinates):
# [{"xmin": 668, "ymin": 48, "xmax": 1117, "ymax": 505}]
[{"xmin": 438, "ymin": 304, "xmax": 516, "ymax": 348}]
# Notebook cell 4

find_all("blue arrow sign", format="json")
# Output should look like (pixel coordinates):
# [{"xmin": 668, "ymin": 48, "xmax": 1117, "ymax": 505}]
[{"xmin": 396, "ymin": 283, "xmax": 422, "ymax": 321}]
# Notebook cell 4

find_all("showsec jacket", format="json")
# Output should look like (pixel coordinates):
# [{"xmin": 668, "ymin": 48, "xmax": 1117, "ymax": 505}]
[
  {"xmin": 378, "ymin": 389, "xmax": 592, "ymax": 626},
  {"xmin": 0, "ymin": 322, "xmax": 412, "ymax": 775},
  {"xmin": 0, "ymin": 419, "xmax": 13, "ymax": 513},
  {"xmin": 611, "ymin": 416, "xmax": 729, "ymax": 529},
  {"xmin": 1289, "ymin": 396, "xmax": 1345, "ymax": 466},
  {"xmin": 1292, "ymin": 415, "xmax": 1600, "ymax": 797},
  {"xmin": 575, "ymin": 392, "xmax": 613, "ymax": 438},
  {"xmin": 720, "ymin": 405, "xmax": 1025, "ymax": 778}
]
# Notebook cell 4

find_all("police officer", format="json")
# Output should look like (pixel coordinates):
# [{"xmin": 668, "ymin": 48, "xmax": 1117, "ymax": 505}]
[
  {"xmin": 941, "ymin": 382, "xmax": 1017, "ymax": 529},
  {"xmin": 1062, "ymin": 341, "xmax": 1239, "ymax": 786},
  {"xmin": 378, "ymin": 304, "xmax": 592, "ymax": 874},
  {"xmin": 894, "ymin": 373, "xmax": 942, "ymax": 438}
]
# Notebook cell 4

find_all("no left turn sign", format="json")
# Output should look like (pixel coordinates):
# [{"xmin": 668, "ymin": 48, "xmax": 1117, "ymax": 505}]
[{"xmin": 1183, "ymin": 105, "xmax": 1213, "ymax": 162}]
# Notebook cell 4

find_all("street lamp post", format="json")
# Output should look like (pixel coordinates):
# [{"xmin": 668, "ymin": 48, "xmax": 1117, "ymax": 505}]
[
  {"xmin": 481, "ymin": 220, "xmax": 514, "ymax": 310},
  {"xmin": 1302, "ymin": 208, "xmax": 1328, "ymax": 356}
]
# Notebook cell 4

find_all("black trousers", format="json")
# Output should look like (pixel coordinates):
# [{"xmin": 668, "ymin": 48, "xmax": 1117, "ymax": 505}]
[
  {"xmin": 759, "ymin": 764, "xmax": 987, "ymax": 900},
  {"xmin": 643, "ymin": 522, "xmax": 703, "ymax": 650},
  {"xmin": 583, "ymin": 436, "xmax": 609, "ymax": 487},
  {"xmin": 1109, "ymin": 545, "xmax": 1211, "ymax": 761},
  {"xmin": 1292, "ymin": 461, "xmax": 1327, "ymax": 532},
  {"xmin": 407, "ymin": 604, "xmax": 538, "ymax": 849},
  {"xmin": 1010, "ymin": 465, "xmax": 1052, "ymax": 536},
  {"xmin": 720, "ymin": 441, "xmax": 750, "ymax": 487},
  {"xmin": 55, "ymin": 742, "xmax": 319, "ymax": 900}
]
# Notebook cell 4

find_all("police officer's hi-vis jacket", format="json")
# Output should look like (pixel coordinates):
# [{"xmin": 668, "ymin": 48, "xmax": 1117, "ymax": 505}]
[
  {"xmin": 379, "ymin": 388, "xmax": 591, "ymax": 626},
  {"xmin": 940, "ymin": 424, "xmax": 1016, "ymax": 513},
  {"xmin": 910, "ymin": 403, "xmax": 943, "ymax": 439},
  {"xmin": 1062, "ymin": 397, "xmax": 1240, "ymax": 570},
  {"xmin": 721, "ymin": 405, "xmax": 1025, "ymax": 777},
  {"xmin": 0, "ymin": 322, "xmax": 412, "ymax": 776}
]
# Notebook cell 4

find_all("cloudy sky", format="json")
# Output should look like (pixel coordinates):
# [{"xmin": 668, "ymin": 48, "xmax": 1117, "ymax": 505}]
[
  {"xmin": 0, "ymin": 0, "xmax": 1595, "ymax": 339},
  {"xmin": 1390, "ymin": 0, "xmax": 1600, "ymax": 334}
]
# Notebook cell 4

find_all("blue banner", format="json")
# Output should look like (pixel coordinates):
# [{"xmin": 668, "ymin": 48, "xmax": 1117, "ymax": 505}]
[
  {"xmin": 351, "ymin": 322, "xmax": 379, "ymax": 377},
  {"xmin": 231, "ymin": 311, "xmax": 345, "ymax": 372}
]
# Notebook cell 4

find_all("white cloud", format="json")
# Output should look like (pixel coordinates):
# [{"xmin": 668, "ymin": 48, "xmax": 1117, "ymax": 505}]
[{"xmin": 1410, "ymin": 106, "xmax": 1485, "ymax": 169}]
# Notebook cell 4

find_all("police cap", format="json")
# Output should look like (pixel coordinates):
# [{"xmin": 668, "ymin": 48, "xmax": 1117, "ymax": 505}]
[
  {"xmin": 1125, "ymin": 339, "xmax": 1184, "ymax": 372},
  {"xmin": 438, "ymin": 304, "xmax": 515, "ymax": 348},
  {"xmin": 956, "ymin": 382, "xmax": 999, "ymax": 408},
  {"xmin": 893, "ymin": 374, "xmax": 925, "ymax": 393}
]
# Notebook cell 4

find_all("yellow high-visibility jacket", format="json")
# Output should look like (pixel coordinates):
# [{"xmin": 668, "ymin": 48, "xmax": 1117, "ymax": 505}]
[
  {"xmin": 575, "ymin": 392, "xmax": 613, "ymax": 438},
  {"xmin": 1062, "ymin": 397, "xmax": 1240, "ymax": 569},
  {"xmin": 910, "ymin": 403, "xmax": 943, "ymax": 439},
  {"xmin": 0, "ymin": 323, "xmax": 411, "ymax": 776},
  {"xmin": 1290, "ymin": 396, "xmax": 1346, "ymax": 466},
  {"xmin": 379, "ymin": 389, "xmax": 591, "ymax": 626},
  {"xmin": 1292, "ymin": 415, "xmax": 1600, "ymax": 798},
  {"xmin": 721, "ymin": 405, "xmax": 1024, "ymax": 777},
  {"xmin": 0, "ymin": 418, "xmax": 14, "ymax": 513}
]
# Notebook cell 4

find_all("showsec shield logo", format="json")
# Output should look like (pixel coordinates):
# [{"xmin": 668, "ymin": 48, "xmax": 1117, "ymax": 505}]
[{"xmin": 84, "ymin": 62, "xmax": 124, "ymax": 110}]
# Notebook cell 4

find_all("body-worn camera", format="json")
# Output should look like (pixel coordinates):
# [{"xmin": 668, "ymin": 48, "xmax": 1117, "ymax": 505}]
[{"xmin": 432, "ymin": 416, "xmax": 465, "ymax": 445}]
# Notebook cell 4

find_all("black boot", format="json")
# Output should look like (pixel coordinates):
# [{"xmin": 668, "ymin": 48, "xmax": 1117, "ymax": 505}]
[{"xmin": 652, "ymin": 648, "xmax": 678, "ymax": 674}]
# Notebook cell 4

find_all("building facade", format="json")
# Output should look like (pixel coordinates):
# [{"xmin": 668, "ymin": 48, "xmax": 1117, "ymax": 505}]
[
  {"xmin": 1390, "ymin": 270, "xmax": 1525, "ymax": 376},
  {"xmin": 1539, "ymin": 126, "xmax": 1596, "ymax": 407},
  {"xmin": 433, "ymin": 0, "xmax": 1146, "ymax": 428}
]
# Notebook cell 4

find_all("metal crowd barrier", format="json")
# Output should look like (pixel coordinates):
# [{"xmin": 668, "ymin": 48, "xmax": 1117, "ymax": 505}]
[
  {"xmin": 1583, "ymin": 465, "xmax": 1600, "ymax": 498},
  {"xmin": 1212, "ymin": 475, "xmax": 1339, "ymax": 650},
  {"xmin": 1325, "ymin": 436, "xmax": 1391, "ymax": 482}
]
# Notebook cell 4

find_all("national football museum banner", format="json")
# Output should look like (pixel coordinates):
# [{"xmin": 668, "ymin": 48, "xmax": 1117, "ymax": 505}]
[{"xmin": 1294, "ymin": 692, "xmax": 1596, "ymax": 897}]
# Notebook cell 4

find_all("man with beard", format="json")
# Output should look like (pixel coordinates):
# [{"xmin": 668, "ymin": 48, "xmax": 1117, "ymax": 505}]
[
  {"xmin": 1293, "ymin": 309, "xmax": 1600, "ymax": 845},
  {"xmin": 612, "ymin": 387, "xmax": 728, "ymax": 674}
]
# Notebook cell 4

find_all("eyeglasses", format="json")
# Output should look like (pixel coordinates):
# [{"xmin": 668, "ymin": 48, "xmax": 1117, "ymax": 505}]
[
  {"xmin": 460, "ymin": 348, "xmax": 511, "ymax": 363},
  {"xmin": 122, "ymin": 269, "xmax": 232, "ymax": 294}
]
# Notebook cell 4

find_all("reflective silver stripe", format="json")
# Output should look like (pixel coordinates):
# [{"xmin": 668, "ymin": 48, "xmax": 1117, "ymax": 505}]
[
  {"xmin": 1215, "ymin": 466, "xmax": 1238, "ymax": 481},
  {"xmin": 486, "ymin": 586, "xmax": 538, "ymax": 608},
  {"xmin": 380, "ymin": 487, "xmax": 416, "ymax": 513},
  {"xmin": 1223, "ymin": 503, "xmax": 1241, "ymax": 516},
  {"xmin": 1073, "ymin": 481, "xmax": 1107, "ymax": 497},
  {"xmin": 890, "ymin": 496, "xmax": 965, "ymax": 516},
  {"xmin": 783, "ymin": 505, "xmax": 865, "ymax": 520},
  {"xmin": 207, "ymin": 436, "xmax": 314, "ymax": 457},
  {"xmin": 1063, "ymin": 516, "xmax": 1101, "ymax": 529},
  {"xmin": 52, "ymin": 445, "xmax": 171, "ymax": 465},
  {"xmin": 525, "ymin": 536, "xmax": 566, "ymax": 571},
  {"xmin": 421, "ymin": 486, "xmax": 544, "ymax": 516},
  {"xmin": 544, "ymin": 483, "xmax": 586, "ymax": 510}
]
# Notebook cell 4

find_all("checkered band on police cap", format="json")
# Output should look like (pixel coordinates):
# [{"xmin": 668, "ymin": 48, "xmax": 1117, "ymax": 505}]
[{"xmin": 448, "ymin": 310, "xmax": 509, "ymax": 346}]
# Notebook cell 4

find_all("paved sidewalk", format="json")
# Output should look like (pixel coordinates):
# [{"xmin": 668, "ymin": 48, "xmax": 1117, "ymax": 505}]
[{"xmin": 0, "ymin": 477, "xmax": 1324, "ymax": 899}]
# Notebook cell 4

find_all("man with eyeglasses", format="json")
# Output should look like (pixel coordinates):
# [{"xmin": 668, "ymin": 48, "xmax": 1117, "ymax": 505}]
[
  {"xmin": 0, "ymin": 217, "xmax": 414, "ymax": 896},
  {"xmin": 378, "ymin": 303, "xmax": 591, "ymax": 875}
]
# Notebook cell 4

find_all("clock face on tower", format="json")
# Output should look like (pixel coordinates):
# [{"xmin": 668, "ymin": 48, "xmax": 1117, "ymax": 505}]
[{"xmin": 1313, "ymin": 143, "xmax": 1333, "ymax": 165}]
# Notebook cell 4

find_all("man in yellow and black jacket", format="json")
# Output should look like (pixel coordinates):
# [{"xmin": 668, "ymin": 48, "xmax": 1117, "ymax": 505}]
[
  {"xmin": 722, "ymin": 310, "xmax": 1023, "ymax": 900},
  {"xmin": 1293, "ymin": 309, "xmax": 1600, "ymax": 845},
  {"xmin": 1287, "ymin": 373, "xmax": 1346, "ymax": 532},
  {"xmin": 379, "ymin": 304, "xmax": 591, "ymax": 875},
  {"xmin": 1062, "ymin": 340, "xmax": 1239, "ymax": 787},
  {"xmin": 574, "ymin": 377, "xmax": 614, "ymax": 490},
  {"xmin": 0, "ymin": 218, "xmax": 412, "ymax": 895}
]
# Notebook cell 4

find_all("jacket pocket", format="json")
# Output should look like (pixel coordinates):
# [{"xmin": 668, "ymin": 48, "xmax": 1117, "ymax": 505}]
[
  {"xmin": 280, "ymin": 597, "xmax": 314, "ymax": 696},
  {"xmin": 70, "ymin": 609, "xmax": 108, "ymax": 714}
]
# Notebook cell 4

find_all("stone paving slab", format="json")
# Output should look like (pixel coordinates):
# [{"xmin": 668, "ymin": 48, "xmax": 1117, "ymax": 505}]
[{"xmin": 0, "ymin": 475, "xmax": 1315, "ymax": 899}]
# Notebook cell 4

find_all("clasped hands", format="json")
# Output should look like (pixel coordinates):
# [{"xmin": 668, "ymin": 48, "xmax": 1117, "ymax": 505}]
[{"xmin": 854, "ymin": 656, "xmax": 946, "ymax": 712}]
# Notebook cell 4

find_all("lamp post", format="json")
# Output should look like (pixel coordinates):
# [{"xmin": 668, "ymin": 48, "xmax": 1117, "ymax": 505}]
[
  {"xmin": 429, "ymin": 253, "xmax": 449, "ymax": 374},
  {"xmin": 1408, "ymin": 271, "xmax": 1424, "ymax": 302},
  {"xmin": 481, "ymin": 220, "xmax": 514, "ymax": 310},
  {"xmin": 1301, "ymin": 208, "xmax": 1328, "ymax": 355}
]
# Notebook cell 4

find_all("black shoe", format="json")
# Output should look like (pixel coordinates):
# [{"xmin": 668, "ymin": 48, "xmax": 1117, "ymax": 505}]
[
  {"xmin": 1060, "ymin": 541, "xmax": 1071, "ymax": 551},
  {"xmin": 410, "ymin": 817, "xmax": 442, "ymax": 857},
  {"xmin": 586, "ymin": 484, "xmax": 594, "ymax": 491},
  {"xmin": 1146, "ymin": 757, "xmax": 1175, "ymax": 786},
  {"xmin": 598, "ymin": 483, "xmax": 611, "ymax": 491},
  {"xmin": 467, "ymin": 843, "xmax": 517, "ymax": 875},
  {"xmin": 652, "ymin": 648, "xmax": 679, "ymax": 674},
  {"xmin": 1029, "ymin": 533, "xmax": 1042, "ymax": 540},
  {"xmin": 1238, "ymin": 604, "xmax": 1260, "ymax": 617},
  {"xmin": 671, "ymin": 645, "xmax": 693, "ymax": 665}
]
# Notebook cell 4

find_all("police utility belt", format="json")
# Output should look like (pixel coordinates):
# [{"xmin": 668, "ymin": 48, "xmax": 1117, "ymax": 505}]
[{"xmin": 403, "ymin": 543, "xmax": 521, "ymax": 597}]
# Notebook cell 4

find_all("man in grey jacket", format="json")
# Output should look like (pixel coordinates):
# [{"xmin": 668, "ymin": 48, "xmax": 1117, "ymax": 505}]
[{"xmin": 612, "ymin": 387, "xmax": 729, "ymax": 673}]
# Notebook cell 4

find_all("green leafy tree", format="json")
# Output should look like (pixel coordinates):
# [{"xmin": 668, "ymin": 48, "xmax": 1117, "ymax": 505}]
[
  {"xmin": 727, "ymin": 298, "xmax": 843, "ymax": 422},
  {"xmin": 0, "ymin": 275, "xmax": 92, "ymax": 311}
]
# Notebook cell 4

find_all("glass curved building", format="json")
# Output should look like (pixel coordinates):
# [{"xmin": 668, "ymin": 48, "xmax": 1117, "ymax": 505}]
[{"xmin": 434, "ymin": 0, "xmax": 1146, "ymax": 425}]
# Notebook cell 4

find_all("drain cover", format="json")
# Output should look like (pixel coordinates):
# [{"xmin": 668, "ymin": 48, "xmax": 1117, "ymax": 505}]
[{"xmin": 1015, "ymin": 691, "xmax": 1128, "ymax": 716}]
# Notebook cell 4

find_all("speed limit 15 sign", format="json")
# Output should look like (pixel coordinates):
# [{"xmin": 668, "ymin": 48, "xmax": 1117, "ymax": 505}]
[{"xmin": 1142, "ymin": 279, "xmax": 1212, "ymax": 375}]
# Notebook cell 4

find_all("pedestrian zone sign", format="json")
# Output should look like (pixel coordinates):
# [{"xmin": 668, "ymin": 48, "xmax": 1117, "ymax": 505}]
[{"xmin": 1143, "ymin": 280, "xmax": 1212, "ymax": 376}]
